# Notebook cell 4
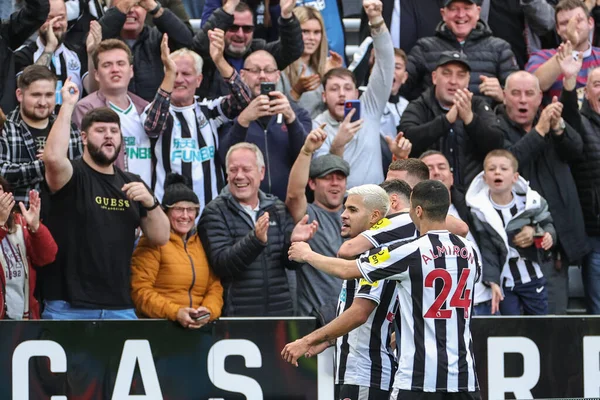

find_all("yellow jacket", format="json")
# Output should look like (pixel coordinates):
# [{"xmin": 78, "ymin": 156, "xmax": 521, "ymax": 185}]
[{"xmin": 131, "ymin": 231, "xmax": 223, "ymax": 321}]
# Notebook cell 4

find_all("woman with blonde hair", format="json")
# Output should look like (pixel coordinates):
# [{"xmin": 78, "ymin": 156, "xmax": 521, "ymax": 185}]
[{"xmin": 281, "ymin": 6, "xmax": 343, "ymax": 117}]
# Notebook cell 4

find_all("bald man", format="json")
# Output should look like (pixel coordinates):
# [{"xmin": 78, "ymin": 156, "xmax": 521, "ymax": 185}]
[
  {"xmin": 496, "ymin": 70, "xmax": 587, "ymax": 314},
  {"xmin": 220, "ymin": 49, "xmax": 312, "ymax": 201}
]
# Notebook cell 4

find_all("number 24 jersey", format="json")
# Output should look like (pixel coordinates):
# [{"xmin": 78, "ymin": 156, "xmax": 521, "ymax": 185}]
[{"xmin": 357, "ymin": 230, "xmax": 481, "ymax": 393}]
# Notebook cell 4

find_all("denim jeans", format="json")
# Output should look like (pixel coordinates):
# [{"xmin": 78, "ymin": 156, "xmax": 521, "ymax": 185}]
[
  {"xmin": 583, "ymin": 236, "xmax": 600, "ymax": 314},
  {"xmin": 473, "ymin": 300, "xmax": 500, "ymax": 316},
  {"xmin": 500, "ymin": 277, "xmax": 548, "ymax": 315},
  {"xmin": 42, "ymin": 300, "xmax": 138, "ymax": 320}
]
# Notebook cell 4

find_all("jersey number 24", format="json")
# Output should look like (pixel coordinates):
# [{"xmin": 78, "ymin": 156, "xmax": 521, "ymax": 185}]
[{"xmin": 424, "ymin": 269, "xmax": 472, "ymax": 319}]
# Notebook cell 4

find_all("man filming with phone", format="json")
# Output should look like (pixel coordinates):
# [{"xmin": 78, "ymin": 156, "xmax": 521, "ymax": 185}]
[
  {"xmin": 313, "ymin": 0, "xmax": 394, "ymax": 189},
  {"xmin": 221, "ymin": 49, "xmax": 312, "ymax": 201}
]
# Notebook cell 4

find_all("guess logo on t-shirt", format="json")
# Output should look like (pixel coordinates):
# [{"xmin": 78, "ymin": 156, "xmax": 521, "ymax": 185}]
[{"xmin": 95, "ymin": 196, "xmax": 131, "ymax": 211}]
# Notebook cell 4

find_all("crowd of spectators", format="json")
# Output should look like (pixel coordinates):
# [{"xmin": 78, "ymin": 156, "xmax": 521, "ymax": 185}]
[{"xmin": 1, "ymin": 0, "xmax": 600, "ymax": 324}]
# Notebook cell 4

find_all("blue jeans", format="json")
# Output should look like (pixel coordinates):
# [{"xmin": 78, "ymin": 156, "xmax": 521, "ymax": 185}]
[
  {"xmin": 473, "ymin": 300, "xmax": 500, "ymax": 316},
  {"xmin": 42, "ymin": 300, "xmax": 138, "ymax": 320},
  {"xmin": 500, "ymin": 277, "xmax": 548, "ymax": 315},
  {"xmin": 583, "ymin": 236, "xmax": 600, "ymax": 314}
]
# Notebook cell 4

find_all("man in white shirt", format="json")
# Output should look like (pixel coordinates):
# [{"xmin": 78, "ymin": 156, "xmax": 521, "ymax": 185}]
[{"xmin": 73, "ymin": 39, "xmax": 150, "ymax": 181}]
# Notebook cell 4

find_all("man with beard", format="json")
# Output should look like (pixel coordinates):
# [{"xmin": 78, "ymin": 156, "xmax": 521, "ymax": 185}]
[
  {"xmin": 14, "ymin": 0, "xmax": 97, "ymax": 107},
  {"xmin": 0, "ymin": 66, "xmax": 82, "ymax": 206},
  {"xmin": 39, "ymin": 79, "xmax": 170, "ymax": 320}
]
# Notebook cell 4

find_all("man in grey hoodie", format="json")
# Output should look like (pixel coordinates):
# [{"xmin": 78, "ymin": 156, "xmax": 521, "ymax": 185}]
[{"xmin": 313, "ymin": 0, "xmax": 394, "ymax": 189}]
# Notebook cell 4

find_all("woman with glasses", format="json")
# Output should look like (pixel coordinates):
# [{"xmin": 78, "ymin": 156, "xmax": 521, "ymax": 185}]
[
  {"xmin": 131, "ymin": 173, "xmax": 223, "ymax": 329},
  {"xmin": 0, "ymin": 178, "xmax": 57, "ymax": 320},
  {"xmin": 281, "ymin": 6, "xmax": 343, "ymax": 118}
]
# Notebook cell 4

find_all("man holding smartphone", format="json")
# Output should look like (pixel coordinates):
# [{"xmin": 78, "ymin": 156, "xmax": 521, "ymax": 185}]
[
  {"xmin": 313, "ymin": 0, "xmax": 395, "ymax": 189},
  {"xmin": 220, "ymin": 50, "xmax": 312, "ymax": 202}
]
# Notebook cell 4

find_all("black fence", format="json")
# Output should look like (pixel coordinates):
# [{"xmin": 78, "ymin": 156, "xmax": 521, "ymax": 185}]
[{"xmin": 1, "ymin": 317, "xmax": 600, "ymax": 399}]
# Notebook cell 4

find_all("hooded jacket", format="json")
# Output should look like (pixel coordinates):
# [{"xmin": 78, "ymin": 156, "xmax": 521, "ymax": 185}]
[
  {"xmin": 402, "ymin": 20, "xmax": 518, "ymax": 101},
  {"xmin": 198, "ymin": 187, "xmax": 300, "ymax": 316},
  {"xmin": 496, "ymin": 105, "xmax": 589, "ymax": 264},
  {"xmin": 466, "ymin": 172, "xmax": 556, "ymax": 287}
]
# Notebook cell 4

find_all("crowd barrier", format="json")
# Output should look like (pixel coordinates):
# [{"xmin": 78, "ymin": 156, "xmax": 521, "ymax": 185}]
[{"xmin": 1, "ymin": 316, "xmax": 599, "ymax": 399}]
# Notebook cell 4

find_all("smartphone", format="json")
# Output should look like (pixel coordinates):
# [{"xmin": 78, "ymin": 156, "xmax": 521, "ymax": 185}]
[
  {"xmin": 344, "ymin": 100, "xmax": 361, "ymax": 123},
  {"xmin": 190, "ymin": 311, "xmax": 210, "ymax": 321},
  {"xmin": 260, "ymin": 82, "xmax": 276, "ymax": 99}
]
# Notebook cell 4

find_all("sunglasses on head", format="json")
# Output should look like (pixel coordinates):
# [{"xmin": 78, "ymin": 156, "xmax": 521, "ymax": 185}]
[{"xmin": 228, "ymin": 24, "xmax": 255, "ymax": 33}]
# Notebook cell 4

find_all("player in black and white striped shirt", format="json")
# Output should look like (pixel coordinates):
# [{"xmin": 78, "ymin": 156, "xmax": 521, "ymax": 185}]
[
  {"xmin": 287, "ymin": 180, "xmax": 481, "ymax": 399},
  {"xmin": 338, "ymin": 180, "xmax": 417, "ymax": 260},
  {"xmin": 282, "ymin": 184, "xmax": 400, "ymax": 400}
]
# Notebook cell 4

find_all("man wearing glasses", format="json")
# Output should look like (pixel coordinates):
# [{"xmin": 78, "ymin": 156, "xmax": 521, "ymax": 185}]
[
  {"xmin": 192, "ymin": 0, "xmax": 303, "ymax": 99},
  {"xmin": 220, "ymin": 49, "xmax": 312, "ymax": 202}
]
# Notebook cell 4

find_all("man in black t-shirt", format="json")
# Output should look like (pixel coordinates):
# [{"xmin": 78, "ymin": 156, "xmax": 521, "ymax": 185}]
[
  {"xmin": 0, "ymin": 65, "xmax": 82, "ymax": 206},
  {"xmin": 40, "ymin": 79, "xmax": 170, "ymax": 319}
]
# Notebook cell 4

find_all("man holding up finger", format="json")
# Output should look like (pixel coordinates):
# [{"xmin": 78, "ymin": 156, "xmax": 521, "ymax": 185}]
[
  {"xmin": 400, "ymin": 52, "xmax": 504, "ymax": 193},
  {"xmin": 39, "ymin": 79, "xmax": 170, "ymax": 320},
  {"xmin": 313, "ymin": 0, "xmax": 394, "ymax": 189}
]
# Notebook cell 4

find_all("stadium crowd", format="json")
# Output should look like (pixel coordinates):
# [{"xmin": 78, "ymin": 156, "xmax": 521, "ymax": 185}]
[{"xmin": 1, "ymin": 0, "xmax": 600, "ymax": 396}]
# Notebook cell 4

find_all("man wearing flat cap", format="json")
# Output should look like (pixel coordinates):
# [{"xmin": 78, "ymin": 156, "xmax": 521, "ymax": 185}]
[
  {"xmin": 401, "ymin": 0, "xmax": 518, "ymax": 104},
  {"xmin": 400, "ymin": 51, "xmax": 504, "ymax": 192},
  {"xmin": 286, "ymin": 126, "xmax": 350, "ymax": 325}
]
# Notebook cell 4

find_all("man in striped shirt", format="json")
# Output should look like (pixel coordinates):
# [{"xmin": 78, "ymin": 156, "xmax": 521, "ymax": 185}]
[
  {"xmin": 338, "ymin": 179, "xmax": 415, "ymax": 260},
  {"xmin": 283, "ymin": 184, "xmax": 400, "ymax": 400},
  {"xmin": 526, "ymin": 0, "xmax": 600, "ymax": 104},
  {"xmin": 287, "ymin": 180, "xmax": 481, "ymax": 399}
]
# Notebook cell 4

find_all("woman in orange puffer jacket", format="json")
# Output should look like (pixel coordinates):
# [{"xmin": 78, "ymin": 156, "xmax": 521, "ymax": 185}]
[{"xmin": 131, "ymin": 173, "xmax": 223, "ymax": 329}]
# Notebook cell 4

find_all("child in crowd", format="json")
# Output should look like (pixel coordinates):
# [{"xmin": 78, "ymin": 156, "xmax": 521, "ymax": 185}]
[{"xmin": 466, "ymin": 149, "xmax": 555, "ymax": 315}]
